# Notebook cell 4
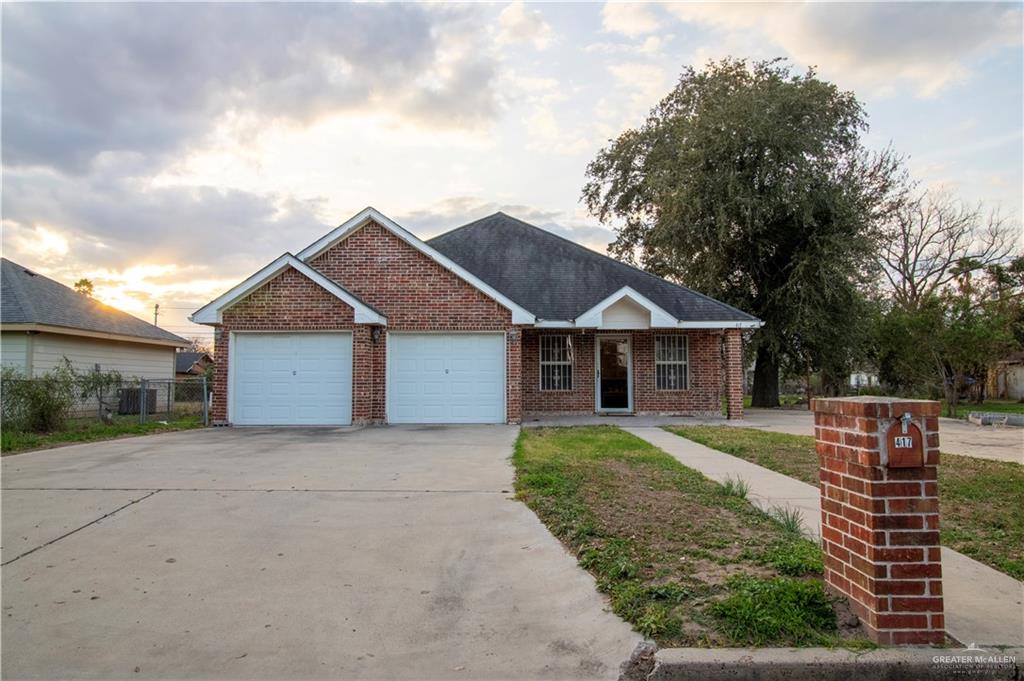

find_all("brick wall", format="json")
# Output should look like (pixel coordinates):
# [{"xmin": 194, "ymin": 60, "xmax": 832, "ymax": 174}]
[
  {"xmin": 812, "ymin": 397, "xmax": 944, "ymax": 645},
  {"xmin": 214, "ymin": 221, "xmax": 521, "ymax": 424},
  {"xmin": 522, "ymin": 330, "xmax": 595, "ymax": 413},
  {"xmin": 521, "ymin": 329, "xmax": 722, "ymax": 416},
  {"xmin": 506, "ymin": 328, "xmax": 523, "ymax": 424},
  {"xmin": 633, "ymin": 330, "xmax": 721, "ymax": 416},
  {"xmin": 723, "ymin": 329, "xmax": 744, "ymax": 420},
  {"xmin": 212, "ymin": 267, "xmax": 359, "ymax": 423},
  {"xmin": 310, "ymin": 221, "xmax": 513, "ymax": 330}
]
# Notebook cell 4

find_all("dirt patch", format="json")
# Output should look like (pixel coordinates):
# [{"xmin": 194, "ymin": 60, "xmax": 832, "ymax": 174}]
[{"xmin": 581, "ymin": 460, "xmax": 774, "ymax": 585}]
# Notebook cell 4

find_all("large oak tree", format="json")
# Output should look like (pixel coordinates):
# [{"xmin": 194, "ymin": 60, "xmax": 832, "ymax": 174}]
[{"xmin": 583, "ymin": 59, "xmax": 903, "ymax": 406}]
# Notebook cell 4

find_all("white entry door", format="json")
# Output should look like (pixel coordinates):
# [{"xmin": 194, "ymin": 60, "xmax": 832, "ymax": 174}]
[
  {"xmin": 232, "ymin": 332, "xmax": 353, "ymax": 425},
  {"xmin": 387, "ymin": 333, "xmax": 505, "ymax": 423}
]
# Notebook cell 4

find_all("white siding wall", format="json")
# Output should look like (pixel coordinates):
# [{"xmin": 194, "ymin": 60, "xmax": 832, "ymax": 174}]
[
  {"xmin": 602, "ymin": 298, "xmax": 651, "ymax": 329},
  {"xmin": 31, "ymin": 333, "xmax": 176, "ymax": 379},
  {"xmin": 998, "ymin": 365, "xmax": 1024, "ymax": 401},
  {"xmin": 1, "ymin": 332, "xmax": 29, "ymax": 372}
]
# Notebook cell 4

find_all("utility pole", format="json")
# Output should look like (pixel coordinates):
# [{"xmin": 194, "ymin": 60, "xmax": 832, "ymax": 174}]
[{"xmin": 153, "ymin": 303, "xmax": 160, "ymax": 326}]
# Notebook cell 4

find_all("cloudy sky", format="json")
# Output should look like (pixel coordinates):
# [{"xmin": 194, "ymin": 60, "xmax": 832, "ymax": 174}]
[{"xmin": 2, "ymin": 2, "xmax": 1021, "ymax": 343}]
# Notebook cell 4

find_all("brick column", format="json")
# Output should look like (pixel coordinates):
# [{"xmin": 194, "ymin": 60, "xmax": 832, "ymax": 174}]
[
  {"xmin": 812, "ymin": 396, "xmax": 943, "ymax": 645},
  {"xmin": 506, "ymin": 328, "xmax": 522, "ymax": 424},
  {"xmin": 723, "ymin": 329, "xmax": 744, "ymax": 420},
  {"xmin": 211, "ymin": 326, "xmax": 229, "ymax": 424},
  {"xmin": 352, "ymin": 326, "xmax": 374, "ymax": 424}
]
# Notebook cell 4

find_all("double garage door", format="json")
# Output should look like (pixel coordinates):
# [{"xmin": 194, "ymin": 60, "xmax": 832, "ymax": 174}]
[{"xmin": 231, "ymin": 332, "xmax": 504, "ymax": 425}]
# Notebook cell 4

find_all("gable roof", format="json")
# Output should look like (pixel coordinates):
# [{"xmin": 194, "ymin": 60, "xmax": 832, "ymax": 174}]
[
  {"xmin": 427, "ymin": 213, "xmax": 760, "ymax": 326},
  {"xmin": 175, "ymin": 351, "xmax": 213, "ymax": 373},
  {"xmin": 1, "ymin": 258, "xmax": 188, "ymax": 346},
  {"xmin": 191, "ymin": 253, "xmax": 386, "ymax": 325},
  {"xmin": 296, "ymin": 207, "xmax": 535, "ymax": 324}
]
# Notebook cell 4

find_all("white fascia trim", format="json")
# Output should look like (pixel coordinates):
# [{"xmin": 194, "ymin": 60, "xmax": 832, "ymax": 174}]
[
  {"xmin": 676, "ymin": 320, "xmax": 764, "ymax": 329},
  {"xmin": 535, "ymin": 319, "xmax": 764, "ymax": 329},
  {"xmin": 190, "ymin": 253, "xmax": 387, "ymax": 326},
  {"xmin": 295, "ymin": 207, "xmax": 536, "ymax": 325},
  {"xmin": 575, "ymin": 286, "xmax": 678, "ymax": 328}
]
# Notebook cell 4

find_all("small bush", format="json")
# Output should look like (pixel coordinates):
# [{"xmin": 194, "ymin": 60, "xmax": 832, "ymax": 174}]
[
  {"xmin": 1, "ymin": 362, "xmax": 78, "ymax": 432},
  {"xmin": 709, "ymin": 575, "xmax": 835, "ymax": 645},
  {"xmin": 720, "ymin": 475, "xmax": 750, "ymax": 499}
]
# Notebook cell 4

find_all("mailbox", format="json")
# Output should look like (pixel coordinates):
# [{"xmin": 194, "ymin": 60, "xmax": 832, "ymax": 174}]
[{"xmin": 885, "ymin": 413, "xmax": 924, "ymax": 468}]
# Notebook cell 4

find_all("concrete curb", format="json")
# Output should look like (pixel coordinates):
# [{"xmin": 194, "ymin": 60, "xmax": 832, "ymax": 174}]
[
  {"xmin": 643, "ymin": 647, "xmax": 1023, "ymax": 681},
  {"xmin": 968, "ymin": 412, "xmax": 1024, "ymax": 427}
]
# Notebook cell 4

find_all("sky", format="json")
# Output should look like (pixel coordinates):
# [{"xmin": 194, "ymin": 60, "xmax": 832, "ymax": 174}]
[{"xmin": 2, "ymin": 2, "xmax": 1022, "ymax": 345}]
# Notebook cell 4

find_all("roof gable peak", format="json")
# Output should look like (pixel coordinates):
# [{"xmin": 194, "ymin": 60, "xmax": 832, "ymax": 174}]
[
  {"xmin": 295, "ymin": 208, "xmax": 535, "ymax": 324},
  {"xmin": 191, "ymin": 253, "xmax": 386, "ymax": 326}
]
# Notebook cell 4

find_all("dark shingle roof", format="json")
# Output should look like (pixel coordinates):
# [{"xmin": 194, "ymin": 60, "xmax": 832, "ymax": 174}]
[
  {"xmin": 1, "ymin": 258, "xmax": 188, "ymax": 345},
  {"xmin": 175, "ymin": 351, "xmax": 212, "ymax": 373},
  {"xmin": 428, "ymin": 213, "xmax": 758, "ymax": 323}
]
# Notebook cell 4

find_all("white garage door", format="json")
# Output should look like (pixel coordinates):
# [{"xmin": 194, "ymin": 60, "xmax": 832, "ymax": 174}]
[
  {"xmin": 232, "ymin": 332, "xmax": 352, "ymax": 425},
  {"xmin": 388, "ymin": 333, "xmax": 505, "ymax": 424}
]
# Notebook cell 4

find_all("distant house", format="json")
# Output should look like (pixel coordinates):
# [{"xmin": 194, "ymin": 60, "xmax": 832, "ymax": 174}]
[
  {"xmin": 849, "ymin": 370, "xmax": 880, "ymax": 390},
  {"xmin": 176, "ymin": 351, "xmax": 214, "ymax": 378},
  {"xmin": 988, "ymin": 351, "xmax": 1024, "ymax": 401},
  {"xmin": 1, "ymin": 258, "xmax": 188, "ymax": 379}
]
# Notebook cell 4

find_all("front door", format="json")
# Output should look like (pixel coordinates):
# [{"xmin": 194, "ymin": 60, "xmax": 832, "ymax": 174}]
[{"xmin": 596, "ymin": 336, "xmax": 632, "ymax": 412}]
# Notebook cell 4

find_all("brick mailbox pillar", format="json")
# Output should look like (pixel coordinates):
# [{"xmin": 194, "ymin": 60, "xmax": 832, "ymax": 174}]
[{"xmin": 811, "ymin": 396, "xmax": 944, "ymax": 645}]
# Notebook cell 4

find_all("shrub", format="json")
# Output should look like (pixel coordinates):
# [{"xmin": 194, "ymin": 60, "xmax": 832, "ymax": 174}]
[
  {"xmin": 76, "ymin": 366, "xmax": 123, "ymax": 417},
  {"xmin": 1, "ymin": 361, "xmax": 78, "ymax": 432}
]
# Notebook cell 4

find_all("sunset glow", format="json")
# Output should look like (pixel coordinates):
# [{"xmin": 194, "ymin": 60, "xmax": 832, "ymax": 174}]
[{"xmin": 3, "ymin": 3, "xmax": 1021, "ymax": 345}]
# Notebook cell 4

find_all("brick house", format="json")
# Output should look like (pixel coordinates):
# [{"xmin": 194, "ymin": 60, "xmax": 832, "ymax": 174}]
[{"xmin": 192, "ymin": 208, "xmax": 761, "ymax": 426}]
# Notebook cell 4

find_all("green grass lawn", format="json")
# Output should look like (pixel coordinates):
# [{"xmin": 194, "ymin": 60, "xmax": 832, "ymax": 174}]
[
  {"xmin": 513, "ymin": 426, "xmax": 872, "ymax": 648},
  {"xmin": 1, "ymin": 415, "xmax": 204, "ymax": 455},
  {"xmin": 953, "ymin": 400, "xmax": 1024, "ymax": 418},
  {"xmin": 666, "ymin": 426, "xmax": 1024, "ymax": 581}
]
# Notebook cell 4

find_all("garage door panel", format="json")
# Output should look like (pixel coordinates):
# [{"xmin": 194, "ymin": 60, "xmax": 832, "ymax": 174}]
[
  {"xmin": 388, "ymin": 333, "xmax": 504, "ymax": 424},
  {"xmin": 233, "ymin": 333, "xmax": 352, "ymax": 426}
]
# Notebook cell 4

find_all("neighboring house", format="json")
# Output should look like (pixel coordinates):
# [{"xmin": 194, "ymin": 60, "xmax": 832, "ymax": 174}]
[
  {"xmin": 1, "ymin": 258, "xmax": 188, "ymax": 381},
  {"xmin": 192, "ymin": 208, "xmax": 762, "ymax": 427},
  {"xmin": 987, "ymin": 351, "xmax": 1024, "ymax": 401},
  {"xmin": 850, "ymin": 370, "xmax": 880, "ymax": 390},
  {"xmin": 176, "ymin": 351, "xmax": 214, "ymax": 378}
]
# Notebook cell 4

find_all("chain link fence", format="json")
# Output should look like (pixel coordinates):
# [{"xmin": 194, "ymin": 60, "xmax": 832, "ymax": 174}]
[
  {"xmin": 105, "ymin": 377, "xmax": 210, "ymax": 425},
  {"xmin": 2, "ymin": 372, "xmax": 210, "ymax": 434}
]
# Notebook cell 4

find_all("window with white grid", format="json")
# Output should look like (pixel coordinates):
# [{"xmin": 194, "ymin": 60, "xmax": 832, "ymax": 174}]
[
  {"xmin": 539, "ymin": 335, "xmax": 573, "ymax": 391},
  {"xmin": 655, "ymin": 336, "xmax": 688, "ymax": 390}
]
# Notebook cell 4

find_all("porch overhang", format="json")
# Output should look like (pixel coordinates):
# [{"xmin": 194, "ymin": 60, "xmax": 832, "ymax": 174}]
[{"xmin": 532, "ymin": 286, "xmax": 764, "ymax": 330}]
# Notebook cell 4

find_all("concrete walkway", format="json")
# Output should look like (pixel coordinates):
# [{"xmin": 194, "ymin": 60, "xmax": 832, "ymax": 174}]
[{"xmin": 623, "ymin": 426, "xmax": 1024, "ymax": 648}]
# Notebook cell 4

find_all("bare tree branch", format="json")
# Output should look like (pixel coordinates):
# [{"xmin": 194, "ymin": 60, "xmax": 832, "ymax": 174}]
[{"xmin": 880, "ymin": 190, "xmax": 1017, "ymax": 308}]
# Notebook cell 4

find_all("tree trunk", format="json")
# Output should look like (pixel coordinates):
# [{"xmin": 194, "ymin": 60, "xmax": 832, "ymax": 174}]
[
  {"xmin": 805, "ymin": 364, "xmax": 813, "ymax": 410},
  {"xmin": 943, "ymin": 378, "xmax": 959, "ymax": 418},
  {"xmin": 751, "ymin": 345, "xmax": 780, "ymax": 408}
]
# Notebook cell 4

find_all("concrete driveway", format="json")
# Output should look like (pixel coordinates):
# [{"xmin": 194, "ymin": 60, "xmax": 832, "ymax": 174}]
[
  {"xmin": 2, "ymin": 427, "xmax": 640, "ymax": 680},
  {"xmin": 741, "ymin": 408, "xmax": 1023, "ymax": 464}
]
